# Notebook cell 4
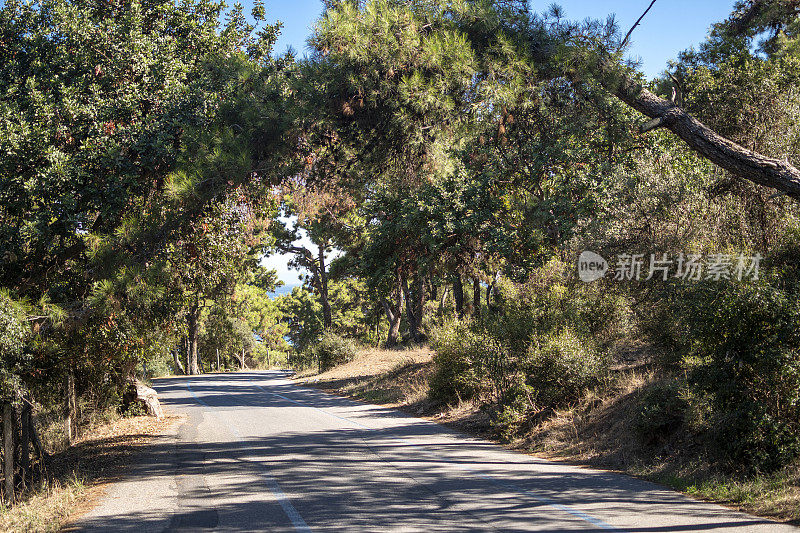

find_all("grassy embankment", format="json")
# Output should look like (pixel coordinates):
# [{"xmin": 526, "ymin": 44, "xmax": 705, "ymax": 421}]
[
  {"xmin": 296, "ymin": 347, "xmax": 800, "ymax": 525},
  {"xmin": 0, "ymin": 412, "xmax": 180, "ymax": 533}
]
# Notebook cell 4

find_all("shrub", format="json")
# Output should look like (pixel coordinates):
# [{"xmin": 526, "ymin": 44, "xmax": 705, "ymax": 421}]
[
  {"xmin": 492, "ymin": 377, "xmax": 536, "ymax": 441},
  {"xmin": 0, "ymin": 291, "xmax": 29, "ymax": 399},
  {"xmin": 523, "ymin": 328, "xmax": 606, "ymax": 410},
  {"xmin": 487, "ymin": 265, "xmax": 630, "ymax": 356},
  {"xmin": 679, "ymin": 276, "xmax": 800, "ymax": 473},
  {"xmin": 0, "ymin": 291, "xmax": 26, "ymax": 358},
  {"xmin": 143, "ymin": 352, "xmax": 173, "ymax": 379},
  {"xmin": 310, "ymin": 332, "xmax": 358, "ymax": 372},
  {"xmin": 633, "ymin": 381, "xmax": 689, "ymax": 446},
  {"xmin": 429, "ymin": 321, "xmax": 483, "ymax": 404}
]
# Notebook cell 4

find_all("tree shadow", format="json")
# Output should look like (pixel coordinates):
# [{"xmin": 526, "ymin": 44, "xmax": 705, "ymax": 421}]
[{"xmin": 70, "ymin": 372, "xmax": 796, "ymax": 531}]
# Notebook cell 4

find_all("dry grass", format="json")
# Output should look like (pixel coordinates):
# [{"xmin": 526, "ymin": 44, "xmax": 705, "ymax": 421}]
[
  {"xmin": 297, "ymin": 346, "xmax": 436, "ymax": 409},
  {"xmin": 0, "ymin": 414, "xmax": 181, "ymax": 533},
  {"xmin": 515, "ymin": 369, "xmax": 800, "ymax": 525},
  {"xmin": 522, "ymin": 370, "xmax": 657, "ymax": 467}
]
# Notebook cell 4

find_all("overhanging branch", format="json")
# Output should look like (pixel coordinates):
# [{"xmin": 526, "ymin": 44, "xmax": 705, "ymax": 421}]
[{"xmin": 595, "ymin": 59, "xmax": 800, "ymax": 200}]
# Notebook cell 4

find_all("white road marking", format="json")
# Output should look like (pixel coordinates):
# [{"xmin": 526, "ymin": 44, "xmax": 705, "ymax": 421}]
[{"xmin": 186, "ymin": 381, "xmax": 313, "ymax": 533}]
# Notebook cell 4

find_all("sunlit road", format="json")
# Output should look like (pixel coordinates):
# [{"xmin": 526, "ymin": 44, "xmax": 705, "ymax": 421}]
[{"xmin": 73, "ymin": 371, "xmax": 796, "ymax": 532}]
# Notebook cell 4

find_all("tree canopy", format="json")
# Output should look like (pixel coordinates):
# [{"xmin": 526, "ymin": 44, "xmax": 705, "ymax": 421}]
[{"xmin": 2, "ymin": 0, "xmax": 800, "ymax": 492}]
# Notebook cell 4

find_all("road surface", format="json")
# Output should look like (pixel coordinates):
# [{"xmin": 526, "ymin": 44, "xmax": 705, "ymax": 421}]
[{"xmin": 74, "ymin": 371, "xmax": 796, "ymax": 532}]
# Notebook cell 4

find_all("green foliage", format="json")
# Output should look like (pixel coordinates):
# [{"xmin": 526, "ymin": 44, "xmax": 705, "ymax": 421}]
[
  {"xmin": 2, "ymin": 0, "xmax": 800, "ymax": 487},
  {"xmin": 280, "ymin": 285, "xmax": 324, "ymax": 353},
  {"xmin": 231, "ymin": 277, "xmax": 289, "ymax": 350},
  {"xmin": 429, "ymin": 321, "xmax": 483, "ymax": 403},
  {"xmin": 523, "ymin": 329, "xmax": 606, "ymax": 410},
  {"xmin": 430, "ymin": 261, "xmax": 618, "ymax": 411},
  {"xmin": 488, "ymin": 263, "xmax": 631, "ymax": 353},
  {"xmin": 0, "ymin": 291, "xmax": 29, "ymax": 400},
  {"xmin": 676, "ymin": 274, "xmax": 800, "ymax": 473},
  {"xmin": 491, "ymin": 378, "xmax": 536, "ymax": 442},
  {"xmin": 0, "ymin": 291, "xmax": 26, "ymax": 360},
  {"xmin": 0, "ymin": 0, "xmax": 289, "ymax": 418},
  {"xmin": 0, "ymin": 0, "xmax": 284, "ymax": 299},
  {"xmin": 143, "ymin": 352, "xmax": 174, "ymax": 379},
  {"xmin": 633, "ymin": 382, "xmax": 690, "ymax": 447},
  {"xmin": 310, "ymin": 332, "xmax": 358, "ymax": 372}
]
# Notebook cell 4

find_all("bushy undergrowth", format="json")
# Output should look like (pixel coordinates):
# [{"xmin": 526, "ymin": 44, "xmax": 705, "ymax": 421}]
[
  {"xmin": 431, "ymin": 249, "xmax": 800, "ymax": 474},
  {"xmin": 674, "ymin": 269, "xmax": 800, "ymax": 473},
  {"xmin": 309, "ymin": 332, "xmax": 359, "ymax": 372},
  {"xmin": 430, "ymin": 261, "xmax": 619, "ymax": 434},
  {"xmin": 524, "ymin": 329, "xmax": 606, "ymax": 409},
  {"xmin": 428, "ymin": 321, "xmax": 483, "ymax": 403},
  {"xmin": 633, "ymin": 381, "xmax": 690, "ymax": 447}
]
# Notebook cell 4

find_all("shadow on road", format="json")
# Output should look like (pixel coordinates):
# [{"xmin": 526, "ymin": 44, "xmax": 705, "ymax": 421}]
[{"xmin": 73, "ymin": 373, "xmax": 792, "ymax": 532}]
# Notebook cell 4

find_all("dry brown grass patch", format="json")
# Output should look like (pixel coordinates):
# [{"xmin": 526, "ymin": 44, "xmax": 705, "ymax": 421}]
[
  {"xmin": 298, "ymin": 347, "xmax": 435, "ymax": 409},
  {"xmin": 0, "ymin": 414, "xmax": 182, "ymax": 533}
]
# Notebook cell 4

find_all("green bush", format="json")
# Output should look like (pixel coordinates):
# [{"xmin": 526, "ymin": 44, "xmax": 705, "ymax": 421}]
[
  {"xmin": 523, "ymin": 328, "xmax": 606, "ymax": 410},
  {"xmin": 0, "ymin": 291, "xmax": 29, "ymax": 399},
  {"xmin": 430, "ymin": 270, "xmax": 616, "ymax": 413},
  {"xmin": 429, "ymin": 321, "xmax": 483, "ymax": 403},
  {"xmin": 492, "ymin": 377, "xmax": 536, "ymax": 441},
  {"xmin": 0, "ymin": 291, "xmax": 26, "ymax": 358},
  {"xmin": 310, "ymin": 332, "xmax": 358, "ymax": 372},
  {"xmin": 144, "ymin": 353, "xmax": 173, "ymax": 379},
  {"xmin": 633, "ymin": 381, "xmax": 689, "ymax": 446},
  {"xmin": 679, "ymin": 276, "xmax": 800, "ymax": 473},
  {"xmin": 487, "ymin": 264, "xmax": 630, "ymax": 356}
]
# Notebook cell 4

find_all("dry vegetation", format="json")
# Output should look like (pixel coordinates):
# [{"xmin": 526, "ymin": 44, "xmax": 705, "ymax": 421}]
[
  {"xmin": 0, "ymin": 414, "xmax": 181, "ymax": 533},
  {"xmin": 297, "ymin": 346, "xmax": 435, "ymax": 409},
  {"xmin": 298, "ymin": 347, "xmax": 800, "ymax": 526}
]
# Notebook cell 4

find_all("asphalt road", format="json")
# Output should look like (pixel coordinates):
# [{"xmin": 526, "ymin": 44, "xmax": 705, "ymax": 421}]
[{"xmin": 74, "ymin": 371, "xmax": 796, "ymax": 532}]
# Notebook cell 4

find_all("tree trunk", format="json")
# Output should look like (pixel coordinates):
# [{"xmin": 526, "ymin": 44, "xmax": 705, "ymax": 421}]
[
  {"xmin": 487, "ymin": 271, "xmax": 500, "ymax": 311},
  {"xmin": 382, "ymin": 271, "xmax": 403, "ymax": 347},
  {"xmin": 595, "ymin": 59, "xmax": 800, "ymax": 199},
  {"xmin": 20, "ymin": 404, "xmax": 30, "ymax": 487},
  {"xmin": 473, "ymin": 277, "xmax": 481, "ymax": 318},
  {"xmin": 318, "ymin": 245, "xmax": 333, "ymax": 330},
  {"xmin": 402, "ymin": 276, "xmax": 421, "ymax": 342},
  {"xmin": 375, "ymin": 305, "xmax": 382, "ymax": 345},
  {"xmin": 3, "ymin": 404, "xmax": 14, "ymax": 503},
  {"xmin": 30, "ymin": 418, "xmax": 48, "ymax": 466},
  {"xmin": 413, "ymin": 274, "xmax": 425, "ymax": 333},
  {"xmin": 187, "ymin": 302, "xmax": 201, "ymax": 375},
  {"xmin": 453, "ymin": 275, "xmax": 464, "ymax": 318},
  {"xmin": 66, "ymin": 369, "xmax": 78, "ymax": 444},
  {"xmin": 438, "ymin": 285, "xmax": 449, "ymax": 316},
  {"xmin": 383, "ymin": 298, "xmax": 402, "ymax": 347}
]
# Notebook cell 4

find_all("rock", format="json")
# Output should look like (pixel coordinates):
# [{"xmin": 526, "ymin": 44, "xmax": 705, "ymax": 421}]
[{"xmin": 123, "ymin": 379, "xmax": 164, "ymax": 419}]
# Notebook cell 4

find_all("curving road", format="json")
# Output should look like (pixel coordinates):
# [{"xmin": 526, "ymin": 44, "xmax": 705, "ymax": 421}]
[{"xmin": 73, "ymin": 371, "xmax": 796, "ymax": 532}]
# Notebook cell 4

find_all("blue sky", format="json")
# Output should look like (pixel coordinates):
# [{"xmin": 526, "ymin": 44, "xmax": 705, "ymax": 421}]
[{"xmin": 259, "ymin": 0, "xmax": 739, "ymax": 283}]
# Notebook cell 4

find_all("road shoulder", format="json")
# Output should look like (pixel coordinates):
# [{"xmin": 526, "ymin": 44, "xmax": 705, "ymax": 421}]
[{"xmin": 62, "ymin": 414, "xmax": 184, "ymax": 532}]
